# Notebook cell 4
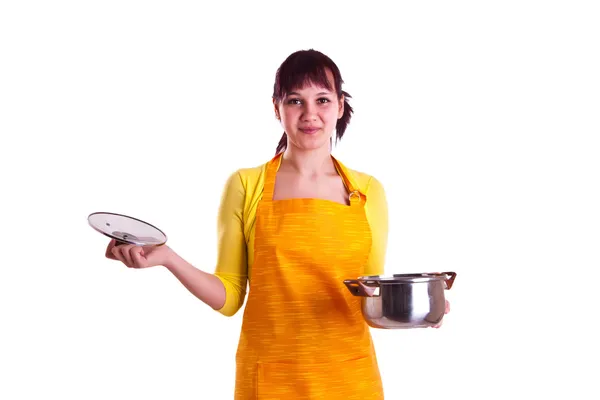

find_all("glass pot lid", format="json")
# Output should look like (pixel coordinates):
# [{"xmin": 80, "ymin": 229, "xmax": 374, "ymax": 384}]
[{"xmin": 88, "ymin": 212, "xmax": 167, "ymax": 246}]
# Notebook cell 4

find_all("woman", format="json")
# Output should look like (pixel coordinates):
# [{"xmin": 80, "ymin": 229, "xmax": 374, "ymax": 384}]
[{"xmin": 106, "ymin": 49, "xmax": 389, "ymax": 399}]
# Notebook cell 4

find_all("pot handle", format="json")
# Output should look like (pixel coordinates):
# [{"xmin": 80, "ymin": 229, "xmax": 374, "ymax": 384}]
[
  {"xmin": 343, "ymin": 280, "xmax": 365, "ymax": 296},
  {"xmin": 441, "ymin": 272, "xmax": 457, "ymax": 289},
  {"xmin": 343, "ymin": 280, "xmax": 380, "ymax": 297}
]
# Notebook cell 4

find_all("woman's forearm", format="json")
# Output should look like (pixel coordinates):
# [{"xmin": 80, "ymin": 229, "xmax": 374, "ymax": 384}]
[{"xmin": 163, "ymin": 252, "xmax": 226, "ymax": 311}]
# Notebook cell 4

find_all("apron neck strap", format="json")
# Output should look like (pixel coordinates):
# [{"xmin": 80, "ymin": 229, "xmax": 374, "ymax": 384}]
[
  {"xmin": 261, "ymin": 154, "xmax": 281, "ymax": 201},
  {"xmin": 263, "ymin": 153, "xmax": 364, "ymax": 206}
]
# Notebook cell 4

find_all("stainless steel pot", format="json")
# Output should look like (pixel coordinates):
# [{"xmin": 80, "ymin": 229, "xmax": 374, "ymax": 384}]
[{"xmin": 343, "ymin": 272, "xmax": 456, "ymax": 329}]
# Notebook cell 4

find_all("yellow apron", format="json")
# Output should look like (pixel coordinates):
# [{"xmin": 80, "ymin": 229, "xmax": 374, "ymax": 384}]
[{"xmin": 234, "ymin": 153, "xmax": 384, "ymax": 399}]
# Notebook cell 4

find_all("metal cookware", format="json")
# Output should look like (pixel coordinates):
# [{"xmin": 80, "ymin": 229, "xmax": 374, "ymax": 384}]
[
  {"xmin": 343, "ymin": 272, "xmax": 456, "ymax": 329},
  {"xmin": 87, "ymin": 212, "xmax": 167, "ymax": 247}
]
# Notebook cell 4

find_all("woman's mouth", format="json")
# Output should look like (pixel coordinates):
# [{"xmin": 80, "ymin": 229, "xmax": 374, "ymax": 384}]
[{"xmin": 299, "ymin": 127, "xmax": 320, "ymax": 134}]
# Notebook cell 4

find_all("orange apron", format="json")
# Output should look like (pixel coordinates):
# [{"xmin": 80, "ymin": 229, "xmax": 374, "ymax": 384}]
[{"xmin": 234, "ymin": 153, "xmax": 384, "ymax": 399}]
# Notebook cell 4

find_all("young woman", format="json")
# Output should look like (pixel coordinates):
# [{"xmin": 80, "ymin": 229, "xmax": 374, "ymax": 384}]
[{"xmin": 106, "ymin": 49, "xmax": 389, "ymax": 399}]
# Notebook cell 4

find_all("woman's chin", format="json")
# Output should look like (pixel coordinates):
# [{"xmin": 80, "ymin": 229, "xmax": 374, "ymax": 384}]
[{"xmin": 291, "ymin": 134, "xmax": 331, "ymax": 151}]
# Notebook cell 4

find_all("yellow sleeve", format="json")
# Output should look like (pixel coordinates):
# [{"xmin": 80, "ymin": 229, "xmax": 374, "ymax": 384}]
[
  {"xmin": 213, "ymin": 170, "xmax": 248, "ymax": 317},
  {"xmin": 363, "ymin": 176, "xmax": 389, "ymax": 275}
]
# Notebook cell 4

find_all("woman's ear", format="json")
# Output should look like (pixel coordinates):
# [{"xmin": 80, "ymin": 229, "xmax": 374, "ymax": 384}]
[
  {"xmin": 338, "ymin": 94, "xmax": 345, "ymax": 119},
  {"xmin": 273, "ymin": 98, "xmax": 280, "ymax": 120}
]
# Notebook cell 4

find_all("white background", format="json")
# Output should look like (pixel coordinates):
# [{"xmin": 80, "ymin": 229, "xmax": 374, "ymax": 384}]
[{"xmin": 1, "ymin": 1, "xmax": 599, "ymax": 399}]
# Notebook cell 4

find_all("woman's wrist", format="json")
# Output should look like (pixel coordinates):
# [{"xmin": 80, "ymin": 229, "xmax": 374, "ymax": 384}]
[{"xmin": 162, "ymin": 246, "xmax": 181, "ymax": 271}]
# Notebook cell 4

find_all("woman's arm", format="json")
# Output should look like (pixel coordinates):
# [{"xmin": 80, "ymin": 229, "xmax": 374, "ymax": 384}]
[
  {"xmin": 163, "ymin": 170, "xmax": 249, "ymax": 314},
  {"xmin": 163, "ymin": 252, "xmax": 227, "ymax": 310},
  {"xmin": 106, "ymin": 169, "xmax": 249, "ymax": 315},
  {"xmin": 163, "ymin": 170, "xmax": 249, "ymax": 315},
  {"xmin": 363, "ymin": 175, "xmax": 389, "ymax": 275}
]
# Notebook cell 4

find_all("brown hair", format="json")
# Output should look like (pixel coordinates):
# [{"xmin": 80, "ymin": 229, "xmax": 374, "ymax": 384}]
[{"xmin": 272, "ymin": 49, "xmax": 354, "ymax": 155}]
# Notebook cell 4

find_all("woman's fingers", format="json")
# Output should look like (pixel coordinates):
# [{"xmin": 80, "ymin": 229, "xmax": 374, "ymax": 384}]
[
  {"xmin": 105, "ymin": 239, "xmax": 117, "ymax": 260},
  {"xmin": 105, "ymin": 240, "xmax": 157, "ymax": 269},
  {"xmin": 110, "ymin": 243, "xmax": 135, "ymax": 268},
  {"xmin": 111, "ymin": 245, "xmax": 127, "ymax": 265},
  {"xmin": 130, "ymin": 246, "xmax": 147, "ymax": 268}
]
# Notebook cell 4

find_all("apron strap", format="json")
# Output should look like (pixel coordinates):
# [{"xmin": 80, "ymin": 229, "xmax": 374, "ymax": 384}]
[
  {"xmin": 331, "ymin": 157, "xmax": 365, "ymax": 206},
  {"xmin": 261, "ymin": 153, "xmax": 282, "ymax": 201},
  {"xmin": 262, "ymin": 153, "xmax": 365, "ymax": 206}
]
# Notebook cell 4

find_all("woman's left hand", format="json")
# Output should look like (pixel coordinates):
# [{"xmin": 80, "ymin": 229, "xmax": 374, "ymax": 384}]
[{"xmin": 432, "ymin": 300, "xmax": 450, "ymax": 329}]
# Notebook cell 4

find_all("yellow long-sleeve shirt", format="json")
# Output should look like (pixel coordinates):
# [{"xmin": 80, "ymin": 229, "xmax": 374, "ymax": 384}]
[{"xmin": 213, "ymin": 156, "xmax": 388, "ymax": 316}]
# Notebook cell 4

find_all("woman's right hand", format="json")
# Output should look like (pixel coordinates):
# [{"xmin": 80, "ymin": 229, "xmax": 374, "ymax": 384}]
[{"xmin": 105, "ymin": 239, "xmax": 174, "ymax": 269}]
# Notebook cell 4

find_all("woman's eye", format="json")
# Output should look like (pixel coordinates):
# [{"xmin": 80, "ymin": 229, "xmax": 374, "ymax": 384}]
[{"xmin": 286, "ymin": 98, "xmax": 330, "ymax": 105}]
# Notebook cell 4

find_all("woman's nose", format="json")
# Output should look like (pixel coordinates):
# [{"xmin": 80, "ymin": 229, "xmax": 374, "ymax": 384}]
[{"xmin": 301, "ymin": 103, "xmax": 318, "ymax": 121}]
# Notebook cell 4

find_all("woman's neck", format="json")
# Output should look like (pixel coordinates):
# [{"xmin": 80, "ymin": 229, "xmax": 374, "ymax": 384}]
[{"xmin": 280, "ymin": 144, "xmax": 335, "ymax": 177}]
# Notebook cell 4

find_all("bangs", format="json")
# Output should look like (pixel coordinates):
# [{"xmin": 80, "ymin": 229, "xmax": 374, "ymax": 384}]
[
  {"xmin": 273, "ymin": 50, "xmax": 342, "ymax": 101},
  {"xmin": 277, "ymin": 66, "xmax": 333, "ymax": 98}
]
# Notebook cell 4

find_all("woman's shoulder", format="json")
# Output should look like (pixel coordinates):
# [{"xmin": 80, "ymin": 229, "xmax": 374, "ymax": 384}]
[
  {"xmin": 335, "ymin": 158, "xmax": 385, "ymax": 195},
  {"xmin": 232, "ymin": 165, "xmax": 263, "ymax": 181},
  {"xmin": 225, "ymin": 160, "xmax": 269, "ymax": 199},
  {"xmin": 340, "ymin": 163, "xmax": 388, "ymax": 216},
  {"xmin": 232, "ymin": 162, "xmax": 267, "ymax": 186}
]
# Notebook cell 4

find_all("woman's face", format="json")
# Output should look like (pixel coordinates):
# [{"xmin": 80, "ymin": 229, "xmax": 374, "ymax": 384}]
[{"xmin": 274, "ymin": 69, "xmax": 344, "ymax": 152}]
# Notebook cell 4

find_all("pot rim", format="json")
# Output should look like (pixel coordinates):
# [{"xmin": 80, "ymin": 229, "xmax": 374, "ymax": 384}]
[{"xmin": 357, "ymin": 272, "xmax": 456, "ymax": 288}]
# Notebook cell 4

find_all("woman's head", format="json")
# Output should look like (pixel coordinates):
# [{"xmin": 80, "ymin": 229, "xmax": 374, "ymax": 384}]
[{"xmin": 272, "ymin": 49, "xmax": 353, "ymax": 155}]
